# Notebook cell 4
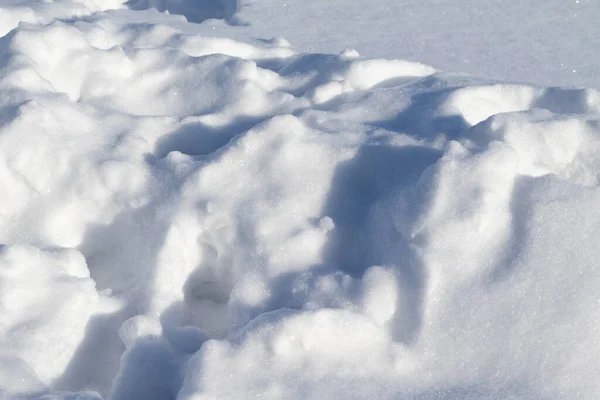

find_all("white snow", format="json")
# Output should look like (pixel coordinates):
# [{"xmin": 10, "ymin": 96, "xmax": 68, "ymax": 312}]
[{"xmin": 0, "ymin": 1, "xmax": 599, "ymax": 400}]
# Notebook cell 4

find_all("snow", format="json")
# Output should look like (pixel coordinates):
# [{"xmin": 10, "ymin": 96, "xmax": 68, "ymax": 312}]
[
  {"xmin": 0, "ymin": 1, "xmax": 599, "ymax": 400},
  {"xmin": 200, "ymin": 0, "xmax": 600, "ymax": 90}
]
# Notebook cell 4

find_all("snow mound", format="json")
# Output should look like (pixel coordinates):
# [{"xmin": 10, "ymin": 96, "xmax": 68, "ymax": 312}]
[
  {"xmin": 0, "ymin": 245, "xmax": 107, "ymax": 393},
  {"xmin": 0, "ymin": 2, "xmax": 599, "ymax": 400},
  {"xmin": 178, "ymin": 309, "xmax": 401, "ymax": 400}
]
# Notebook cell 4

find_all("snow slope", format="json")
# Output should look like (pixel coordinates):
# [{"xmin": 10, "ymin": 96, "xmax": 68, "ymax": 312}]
[{"xmin": 0, "ymin": 1, "xmax": 599, "ymax": 400}]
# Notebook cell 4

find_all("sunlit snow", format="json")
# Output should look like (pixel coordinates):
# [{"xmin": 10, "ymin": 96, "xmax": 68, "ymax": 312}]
[{"xmin": 0, "ymin": 1, "xmax": 599, "ymax": 399}]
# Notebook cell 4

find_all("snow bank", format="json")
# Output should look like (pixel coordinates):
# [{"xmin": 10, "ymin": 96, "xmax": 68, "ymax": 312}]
[
  {"xmin": 0, "ymin": 2, "xmax": 599, "ymax": 400},
  {"xmin": 0, "ymin": 245, "xmax": 108, "ymax": 393}
]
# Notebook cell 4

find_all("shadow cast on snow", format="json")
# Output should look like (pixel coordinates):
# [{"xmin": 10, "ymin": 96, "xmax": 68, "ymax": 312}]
[
  {"xmin": 370, "ymin": 87, "xmax": 471, "ymax": 142},
  {"xmin": 153, "ymin": 115, "xmax": 266, "ymax": 159},
  {"xmin": 320, "ymin": 142, "xmax": 442, "ymax": 344},
  {"xmin": 52, "ymin": 175, "xmax": 182, "ymax": 396},
  {"xmin": 125, "ymin": 0, "xmax": 239, "ymax": 24}
]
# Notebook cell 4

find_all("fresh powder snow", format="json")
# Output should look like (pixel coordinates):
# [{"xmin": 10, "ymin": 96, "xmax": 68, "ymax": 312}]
[{"xmin": 0, "ymin": 1, "xmax": 599, "ymax": 399}]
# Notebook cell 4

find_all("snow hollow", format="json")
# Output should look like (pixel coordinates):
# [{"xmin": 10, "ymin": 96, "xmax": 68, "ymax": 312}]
[{"xmin": 0, "ymin": 1, "xmax": 599, "ymax": 400}]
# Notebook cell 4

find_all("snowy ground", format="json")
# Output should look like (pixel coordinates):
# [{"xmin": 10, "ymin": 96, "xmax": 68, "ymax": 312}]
[
  {"xmin": 209, "ymin": 0, "xmax": 600, "ymax": 89},
  {"xmin": 0, "ymin": 1, "xmax": 599, "ymax": 399}
]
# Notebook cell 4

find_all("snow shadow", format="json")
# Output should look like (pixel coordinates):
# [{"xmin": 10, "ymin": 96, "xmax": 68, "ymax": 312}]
[
  {"xmin": 53, "ymin": 179, "xmax": 179, "ymax": 395},
  {"xmin": 126, "ymin": 0, "xmax": 239, "ymax": 24},
  {"xmin": 153, "ymin": 116, "xmax": 265, "ymax": 159},
  {"xmin": 408, "ymin": 382, "xmax": 540, "ymax": 400},
  {"xmin": 321, "ymin": 142, "xmax": 441, "ymax": 344},
  {"xmin": 321, "ymin": 142, "xmax": 440, "ymax": 277},
  {"xmin": 534, "ymin": 87, "xmax": 596, "ymax": 115},
  {"xmin": 372, "ymin": 87, "xmax": 470, "ymax": 141},
  {"xmin": 487, "ymin": 176, "xmax": 534, "ymax": 283},
  {"xmin": 52, "ymin": 311, "xmax": 130, "ymax": 395},
  {"xmin": 109, "ymin": 335, "xmax": 184, "ymax": 400}
]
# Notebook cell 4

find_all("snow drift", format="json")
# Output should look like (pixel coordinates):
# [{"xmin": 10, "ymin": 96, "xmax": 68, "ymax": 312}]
[{"xmin": 0, "ymin": 2, "xmax": 599, "ymax": 400}]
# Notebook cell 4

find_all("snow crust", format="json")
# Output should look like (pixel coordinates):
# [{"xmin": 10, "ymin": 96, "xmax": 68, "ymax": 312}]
[{"xmin": 0, "ymin": 1, "xmax": 599, "ymax": 400}]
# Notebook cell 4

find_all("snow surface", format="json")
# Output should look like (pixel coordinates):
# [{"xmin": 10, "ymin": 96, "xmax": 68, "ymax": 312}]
[
  {"xmin": 0, "ymin": 1, "xmax": 599, "ymax": 399},
  {"xmin": 200, "ymin": 0, "xmax": 600, "ymax": 90}
]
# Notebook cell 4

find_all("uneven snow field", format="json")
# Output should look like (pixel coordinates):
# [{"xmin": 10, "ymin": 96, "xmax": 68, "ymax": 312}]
[{"xmin": 1, "ymin": 2, "xmax": 600, "ymax": 400}]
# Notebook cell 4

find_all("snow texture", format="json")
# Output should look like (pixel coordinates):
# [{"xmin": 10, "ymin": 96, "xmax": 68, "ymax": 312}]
[{"xmin": 0, "ymin": 1, "xmax": 599, "ymax": 400}]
